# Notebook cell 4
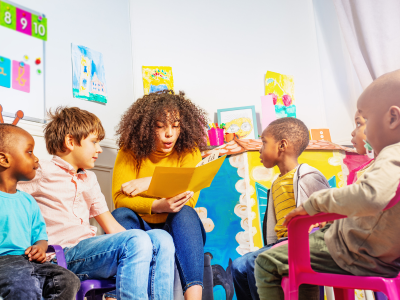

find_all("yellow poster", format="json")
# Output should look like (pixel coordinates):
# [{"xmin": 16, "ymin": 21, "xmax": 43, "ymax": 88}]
[
  {"xmin": 265, "ymin": 71, "xmax": 296, "ymax": 118},
  {"xmin": 142, "ymin": 66, "xmax": 174, "ymax": 95}
]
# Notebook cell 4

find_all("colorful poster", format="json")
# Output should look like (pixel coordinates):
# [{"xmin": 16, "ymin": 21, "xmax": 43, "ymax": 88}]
[
  {"xmin": 71, "ymin": 44, "xmax": 107, "ymax": 104},
  {"xmin": 265, "ymin": 71, "xmax": 296, "ymax": 118},
  {"xmin": 12, "ymin": 60, "xmax": 30, "ymax": 93},
  {"xmin": 0, "ymin": 56, "xmax": 11, "ymax": 88},
  {"xmin": 142, "ymin": 66, "xmax": 173, "ymax": 95}
]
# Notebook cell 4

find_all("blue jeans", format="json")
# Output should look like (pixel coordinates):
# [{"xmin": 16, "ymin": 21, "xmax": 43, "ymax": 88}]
[
  {"xmin": 231, "ymin": 239, "xmax": 287, "ymax": 300},
  {"xmin": 0, "ymin": 255, "xmax": 80, "ymax": 300},
  {"xmin": 63, "ymin": 229, "xmax": 175, "ymax": 300},
  {"xmin": 112, "ymin": 206, "xmax": 206, "ymax": 293}
]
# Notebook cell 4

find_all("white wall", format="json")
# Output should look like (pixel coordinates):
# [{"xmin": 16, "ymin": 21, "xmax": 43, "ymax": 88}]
[
  {"xmin": 130, "ymin": 0, "xmax": 327, "ymax": 137},
  {"xmin": 312, "ymin": 0, "xmax": 363, "ymax": 144}
]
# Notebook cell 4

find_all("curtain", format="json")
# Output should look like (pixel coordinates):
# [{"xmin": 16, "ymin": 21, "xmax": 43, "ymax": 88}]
[{"xmin": 333, "ymin": 0, "xmax": 400, "ymax": 89}]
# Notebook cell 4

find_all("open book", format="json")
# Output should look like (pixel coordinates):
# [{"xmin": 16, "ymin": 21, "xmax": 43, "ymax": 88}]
[{"xmin": 147, "ymin": 151, "xmax": 225, "ymax": 198}]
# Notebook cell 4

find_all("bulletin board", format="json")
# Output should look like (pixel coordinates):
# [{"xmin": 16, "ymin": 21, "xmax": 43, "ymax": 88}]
[{"xmin": 0, "ymin": 0, "xmax": 47, "ymax": 123}]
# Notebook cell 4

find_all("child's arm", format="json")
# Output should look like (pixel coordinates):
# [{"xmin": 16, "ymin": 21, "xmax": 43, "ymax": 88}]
[
  {"xmin": 25, "ymin": 240, "xmax": 47, "ymax": 263},
  {"xmin": 95, "ymin": 211, "xmax": 126, "ymax": 234},
  {"xmin": 303, "ymin": 144, "xmax": 400, "ymax": 218}
]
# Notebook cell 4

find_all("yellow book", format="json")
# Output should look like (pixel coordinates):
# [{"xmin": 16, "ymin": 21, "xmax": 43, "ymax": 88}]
[{"xmin": 147, "ymin": 154, "xmax": 226, "ymax": 198}]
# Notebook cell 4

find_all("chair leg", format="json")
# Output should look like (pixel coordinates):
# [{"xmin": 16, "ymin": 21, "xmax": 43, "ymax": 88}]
[
  {"xmin": 333, "ymin": 288, "xmax": 355, "ymax": 300},
  {"xmin": 281, "ymin": 278, "xmax": 298, "ymax": 300}
]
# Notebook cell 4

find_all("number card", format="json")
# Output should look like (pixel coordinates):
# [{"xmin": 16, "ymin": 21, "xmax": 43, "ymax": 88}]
[
  {"xmin": 0, "ymin": 56, "xmax": 11, "ymax": 88},
  {"xmin": 31, "ymin": 14, "xmax": 47, "ymax": 41},
  {"xmin": 16, "ymin": 7, "xmax": 31, "ymax": 36},
  {"xmin": 0, "ymin": 1, "xmax": 47, "ymax": 41},
  {"xmin": 12, "ymin": 60, "xmax": 30, "ymax": 93},
  {"xmin": 0, "ymin": 1, "xmax": 16, "ymax": 30}
]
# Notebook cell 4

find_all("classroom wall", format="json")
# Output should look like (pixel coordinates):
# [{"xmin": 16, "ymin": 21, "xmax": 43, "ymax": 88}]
[
  {"xmin": 312, "ymin": 0, "xmax": 363, "ymax": 144},
  {"xmin": 3, "ymin": 0, "xmax": 135, "ymax": 231},
  {"xmin": 129, "ymin": 0, "xmax": 328, "ymax": 140}
]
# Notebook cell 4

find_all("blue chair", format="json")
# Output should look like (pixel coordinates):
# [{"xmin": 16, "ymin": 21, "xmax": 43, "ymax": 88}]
[{"xmin": 47, "ymin": 245, "xmax": 116, "ymax": 300}]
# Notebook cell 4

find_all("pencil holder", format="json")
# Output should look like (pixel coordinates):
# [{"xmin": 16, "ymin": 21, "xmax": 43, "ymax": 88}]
[
  {"xmin": 225, "ymin": 133, "xmax": 235, "ymax": 143},
  {"xmin": 208, "ymin": 128, "xmax": 224, "ymax": 146}
]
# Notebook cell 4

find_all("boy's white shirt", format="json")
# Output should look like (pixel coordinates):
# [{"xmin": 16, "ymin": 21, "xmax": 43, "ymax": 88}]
[{"xmin": 265, "ymin": 163, "xmax": 330, "ymax": 245}]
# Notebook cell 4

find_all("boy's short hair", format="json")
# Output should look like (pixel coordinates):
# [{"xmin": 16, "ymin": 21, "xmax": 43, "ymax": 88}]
[
  {"xmin": 44, "ymin": 107, "xmax": 105, "ymax": 155},
  {"xmin": 0, "ymin": 124, "xmax": 18, "ymax": 153},
  {"xmin": 266, "ymin": 117, "xmax": 309, "ymax": 156}
]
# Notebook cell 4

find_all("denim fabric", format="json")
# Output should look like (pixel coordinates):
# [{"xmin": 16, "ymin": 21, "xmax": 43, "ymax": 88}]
[
  {"xmin": 0, "ymin": 255, "xmax": 80, "ymax": 300},
  {"xmin": 112, "ymin": 206, "xmax": 206, "ymax": 293},
  {"xmin": 231, "ymin": 238, "xmax": 287, "ymax": 300},
  {"xmin": 64, "ymin": 229, "xmax": 175, "ymax": 300}
]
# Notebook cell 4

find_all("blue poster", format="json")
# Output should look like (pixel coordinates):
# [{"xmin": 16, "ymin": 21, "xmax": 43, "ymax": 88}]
[{"xmin": 0, "ymin": 56, "xmax": 11, "ymax": 88}]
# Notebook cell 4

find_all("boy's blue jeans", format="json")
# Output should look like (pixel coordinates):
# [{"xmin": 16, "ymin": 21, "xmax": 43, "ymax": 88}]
[
  {"xmin": 112, "ymin": 206, "xmax": 206, "ymax": 294},
  {"xmin": 231, "ymin": 238, "xmax": 287, "ymax": 300},
  {"xmin": 0, "ymin": 255, "xmax": 80, "ymax": 300},
  {"xmin": 63, "ymin": 229, "xmax": 175, "ymax": 300}
]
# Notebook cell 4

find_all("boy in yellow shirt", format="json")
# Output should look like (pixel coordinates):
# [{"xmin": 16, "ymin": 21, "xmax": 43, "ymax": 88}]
[{"xmin": 232, "ymin": 117, "xmax": 330, "ymax": 300}]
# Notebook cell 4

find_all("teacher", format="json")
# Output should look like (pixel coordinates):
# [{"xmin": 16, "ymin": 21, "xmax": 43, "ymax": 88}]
[{"xmin": 112, "ymin": 90, "xmax": 209, "ymax": 300}]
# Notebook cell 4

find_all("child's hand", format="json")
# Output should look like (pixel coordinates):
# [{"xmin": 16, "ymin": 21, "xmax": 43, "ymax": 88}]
[
  {"xmin": 282, "ymin": 204, "xmax": 309, "ymax": 227},
  {"xmin": 308, "ymin": 223, "xmax": 319, "ymax": 233},
  {"xmin": 121, "ymin": 177, "xmax": 152, "ymax": 197},
  {"xmin": 152, "ymin": 191, "xmax": 194, "ymax": 213},
  {"xmin": 25, "ymin": 243, "xmax": 47, "ymax": 263}
]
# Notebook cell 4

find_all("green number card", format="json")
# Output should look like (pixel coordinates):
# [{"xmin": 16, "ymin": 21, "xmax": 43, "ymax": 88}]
[
  {"xmin": 31, "ymin": 14, "xmax": 47, "ymax": 41},
  {"xmin": 0, "ymin": 1, "xmax": 16, "ymax": 30}
]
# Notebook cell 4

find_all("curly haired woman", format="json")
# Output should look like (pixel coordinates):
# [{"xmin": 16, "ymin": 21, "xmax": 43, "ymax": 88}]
[{"xmin": 111, "ymin": 90, "xmax": 208, "ymax": 300}]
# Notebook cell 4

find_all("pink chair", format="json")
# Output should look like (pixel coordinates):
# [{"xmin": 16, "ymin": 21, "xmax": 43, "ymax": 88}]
[{"xmin": 280, "ymin": 212, "xmax": 400, "ymax": 300}]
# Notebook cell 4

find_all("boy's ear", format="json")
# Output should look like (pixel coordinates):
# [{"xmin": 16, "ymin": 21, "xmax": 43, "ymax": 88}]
[
  {"xmin": 0, "ymin": 152, "xmax": 11, "ymax": 169},
  {"xmin": 388, "ymin": 106, "xmax": 400, "ymax": 130},
  {"xmin": 279, "ymin": 139, "xmax": 288, "ymax": 152},
  {"xmin": 64, "ymin": 134, "xmax": 75, "ymax": 152}
]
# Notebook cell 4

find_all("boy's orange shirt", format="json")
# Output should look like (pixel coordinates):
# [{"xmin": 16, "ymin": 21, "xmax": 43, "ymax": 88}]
[{"xmin": 112, "ymin": 148, "xmax": 202, "ymax": 224}]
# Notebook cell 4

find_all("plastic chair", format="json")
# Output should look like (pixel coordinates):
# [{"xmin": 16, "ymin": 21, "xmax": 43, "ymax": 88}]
[
  {"xmin": 281, "ymin": 212, "xmax": 400, "ymax": 300},
  {"xmin": 47, "ymin": 245, "xmax": 116, "ymax": 300}
]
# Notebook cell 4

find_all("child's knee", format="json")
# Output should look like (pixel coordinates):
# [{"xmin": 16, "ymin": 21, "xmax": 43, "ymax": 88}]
[
  {"xmin": 61, "ymin": 268, "xmax": 81, "ymax": 292},
  {"xmin": 231, "ymin": 256, "xmax": 247, "ymax": 276},
  {"xmin": 147, "ymin": 229, "xmax": 175, "ymax": 255},
  {"xmin": 121, "ymin": 229, "xmax": 153, "ymax": 256}
]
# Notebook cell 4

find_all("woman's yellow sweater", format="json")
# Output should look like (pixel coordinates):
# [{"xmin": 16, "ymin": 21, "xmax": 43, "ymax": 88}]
[{"xmin": 112, "ymin": 148, "xmax": 202, "ymax": 224}]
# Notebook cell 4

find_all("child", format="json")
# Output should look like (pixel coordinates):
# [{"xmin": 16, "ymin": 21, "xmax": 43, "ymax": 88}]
[
  {"xmin": 0, "ymin": 124, "xmax": 80, "ymax": 300},
  {"xmin": 348, "ymin": 111, "xmax": 375, "ymax": 184},
  {"xmin": 111, "ymin": 90, "xmax": 208, "ymax": 300},
  {"xmin": 18, "ymin": 107, "xmax": 176, "ymax": 300},
  {"xmin": 231, "ymin": 117, "xmax": 330, "ymax": 300},
  {"xmin": 255, "ymin": 70, "xmax": 400, "ymax": 300}
]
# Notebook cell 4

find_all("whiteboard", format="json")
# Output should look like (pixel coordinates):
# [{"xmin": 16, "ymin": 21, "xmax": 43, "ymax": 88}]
[{"xmin": 0, "ymin": 1, "xmax": 45, "ymax": 123}]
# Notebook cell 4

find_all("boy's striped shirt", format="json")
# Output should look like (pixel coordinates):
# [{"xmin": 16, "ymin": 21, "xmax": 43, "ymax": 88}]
[{"xmin": 272, "ymin": 168, "xmax": 296, "ymax": 239}]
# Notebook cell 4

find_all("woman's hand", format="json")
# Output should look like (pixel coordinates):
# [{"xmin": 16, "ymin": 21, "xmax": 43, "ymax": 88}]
[
  {"xmin": 152, "ymin": 191, "xmax": 194, "ymax": 214},
  {"xmin": 121, "ymin": 177, "xmax": 152, "ymax": 197}
]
